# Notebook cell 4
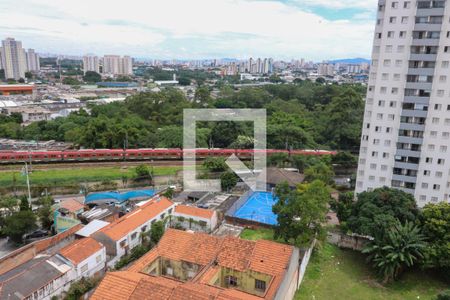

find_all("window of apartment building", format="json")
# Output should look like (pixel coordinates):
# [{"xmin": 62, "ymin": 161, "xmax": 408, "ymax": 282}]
[
  {"xmin": 435, "ymin": 104, "xmax": 442, "ymax": 110},
  {"xmin": 392, "ymin": 87, "xmax": 399, "ymax": 94},
  {"xmin": 358, "ymin": 170, "xmax": 364, "ymax": 176},
  {"xmin": 388, "ymin": 114, "xmax": 395, "ymax": 120},
  {"xmin": 384, "ymin": 140, "xmax": 391, "ymax": 146},
  {"xmin": 445, "ymin": 118, "xmax": 450, "ymax": 125},
  {"xmin": 443, "ymin": 132, "xmax": 450, "ymax": 138},
  {"xmin": 422, "ymin": 183, "xmax": 429, "ymax": 189},
  {"xmin": 377, "ymin": 113, "xmax": 383, "ymax": 119},
  {"xmin": 426, "ymin": 157, "xmax": 433, "ymax": 163},
  {"xmin": 382, "ymin": 73, "xmax": 389, "ymax": 80},
  {"xmin": 441, "ymin": 145, "xmax": 448, "ymax": 152},
  {"xmin": 387, "ymin": 31, "xmax": 395, "ymax": 38},
  {"xmin": 383, "ymin": 59, "xmax": 391, "ymax": 66},
  {"xmin": 445, "ymin": 46, "xmax": 449, "ymax": 53},
  {"xmin": 442, "ymin": 61, "xmax": 449, "ymax": 68},
  {"xmin": 393, "ymin": 74, "xmax": 401, "ymax": 81},
  {"xmin": 391, "ymin": 1, "xmax": 398, "ymax": 8},
  {"xmin": 361, "ymin": 147, "xmax": 367, "ymax": 153},
  {"xmin": 436, "ymin": 171, "xmax": 443, "ymax": 177},
  {"xmin": 380, "ymin": 177, "xmax": 386, "ymax": 183},
  {"xmin": 372, "ymin": 151, "xmax": 378, "ymax": 157},
  {"xmin": 131, "ymin": 232, "xmax": 137, "ymax": 240},
  {"xmin": 438, "ymin": 158, "xmax": 445, "ymax": 165},
  {"xmin": 81, "ymin": 264, "xmax": 88, "ymax": 273},
  {"xmin": 226, "ymin": 276, "xmax": 238, "ymax": 287},
  {"xmin": 255, "ymin": 279, "xmax": 267, "ymax": 292},
  {"xmin": 367, "ymin": 98, "xmax": 374, "ymax": 104},
  {"xmin": 424, "ymin": 170, "xmax": 431, "ymax": 176},
  {"xmin": 383, "ymin": 152, "xmax": 389, "ymax": 158},
  {"xmin": 378, "ymin": 100, "xmax": 385, "ymax": 107},
  {"xmin": 372, "ymin": 60, "xmax": 378, "ymax": 67},
  {"xmin": 395, "ymin": 60, "xmax": 403, "ymax": 67},
  {"xmin": 375, "ymin": 126, "xmax": 381, "ymax": 132},
  {"xmin": 380, "ymin": 87, "xmax": 387, "ymax": 94},
  {"xmin": 373, "ymin": 46, "xmax": 380, "ymax": 53},
  {"xmin": 399, "ymin": 31, "xmax": 407, "ymax": 38},
  {"xmin": 375, "ymin": 32, "xmax": 382, "ymax": 39},
  {"xmin": 447, "ymin": 31, "xmax": 450, "ymax": 38},
  {"xmin": 397, "ymin": 45, "xmax": 405, "ymax": 53},
  {"xmin": 404, "ymin": 1, "xmax": 411, "ymax": 8},
  {"xmin": 428, "ymin": 144, "xmax": 435, "ymax": 150},
  {"xmin": 432, "ymin": 117, "xmax": 439, "ymax": 124},
  {"xmin": 386, "ymin": 127, "xmax": 392, "ymax": 133},
  {"xmin": 369, "ymin": 175, "xmax": 375, "ymax": 181},
  {"xmin": 433, "ymin": 184, "xmax": 440, "ymax": 190},
  {"xmin": 377, "ymin": 19, "xmax": 383, "ymax": 25},
  {"xmin": 437, "ymin": 90, "xmax": 445, "ymax": 97},
  {"xmin": 370, "ymin": 163, "xmax": 377, "ymax": 169},
  {"xmin": 357, "ymin": 181, "xmax": 363, "ymax": 187},
  {"xmin": 360, "ymin": 158, "xmax": 366, "ymax": 164},
  {"xmin": 401, "ymin": 16, "xmax": 408, "ymax": 24},
  {"xmin": 431, "ymin": 197, "xmax": 438, "ymax": 202},
  {"xmin": 439, "ymin": 75, "xmax": 447, "ymax": 82},
  {"xmin": 389, "ymin": 101, "xmax": 396, "ymax": 107},
  {"xmin": 419, "ymin": 195, "xmax": 426, "ymax": 201},
  {"xmin": 96, "ymin": 255, "xmax": 102, "ymax": 263},
  {"xmin": 431, "ymin": 131, "xmax": 438, "ymax": 137},
  {"xmin": 374, "ymin": 139, "xmax": 380, "ymax": 145},
  {"xmin": 389, "ymin": 17, "xmax": 397, "ymax": 24}
]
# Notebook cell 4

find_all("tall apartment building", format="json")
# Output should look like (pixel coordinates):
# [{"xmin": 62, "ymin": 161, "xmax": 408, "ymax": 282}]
[
  {"xmin": 1, "ymin": 38, "xmax": 27, "ymax": 80},
  {"xmin": 102, "ymin": 55, "xmax": 132, "ymax": 76},
  {"xmin": 82, "ymin": 55, "xmax": 100, "ymax": 74},
  {"xmin": 356, "ymin": 0, "xmax": 450, "ymax": 206},
  {"xmin": 26, "ymin": 49, "xmax": 40, "ymax": 72}
]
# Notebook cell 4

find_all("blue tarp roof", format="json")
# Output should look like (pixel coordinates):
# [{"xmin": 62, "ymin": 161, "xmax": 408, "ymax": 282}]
[{"xmin": 85, "ymin": 189, "xmax": 155, "ymax": 204}]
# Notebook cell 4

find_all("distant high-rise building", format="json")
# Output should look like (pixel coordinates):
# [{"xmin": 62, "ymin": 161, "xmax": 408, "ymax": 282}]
[
  {"xmin": 356, "ymin": 0, "xmax": 450, "ymax": 206},
  {"xmin": 1, "ymin": 38, "xmax": 27, "ymax": 80},
  {"xmin": 102, "ymin": 55, "xmax": 132, "ymax": 76},
  {"xmin": 26, "ymin": 49, "xmax": 40, "ymax": 72},
  {"xmin": 83, "ymin": 55, "xmax": 100, "ymax": 74},
  {"xmin": 318, "ymin": 63, "xmax": 334, "ymax": 76}
]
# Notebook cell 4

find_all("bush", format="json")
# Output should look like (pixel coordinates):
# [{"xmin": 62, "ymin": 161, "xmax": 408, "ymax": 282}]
[
  {"xmin": 436, "ymin": 290, "xmax": 450, "ymax": 300},
  {"xmin": 64, "ymin": 277, "xmax": 98, "ymax": 300}
]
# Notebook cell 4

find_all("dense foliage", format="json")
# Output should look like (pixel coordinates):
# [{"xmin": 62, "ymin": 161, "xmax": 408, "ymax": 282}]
[
  {"xmin": 273, "ymin": 180, "xmax": 330, "ymax": 247},
  {"xmin": 0, "ymin": 83, "xmax": 365, "ymax": 151},
  {"xmin": 344, "ymin": 187, "xmax": 420, "ymax": 237}
]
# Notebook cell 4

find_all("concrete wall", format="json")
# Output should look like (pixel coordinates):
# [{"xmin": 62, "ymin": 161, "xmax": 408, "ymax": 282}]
[
  {"xmin": 274, "ymin": 247, "xmax": 300, "ymax": 300},
  {"xmin": 225, "ymin": 190, "xmax": 252, "ymax": 216},
  {"xmin": 74, "ymin": 247, "xmax": 106, "ymax": 280}
]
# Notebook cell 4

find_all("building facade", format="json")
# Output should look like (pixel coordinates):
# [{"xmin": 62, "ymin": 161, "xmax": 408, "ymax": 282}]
[
  {"xmin": 82, "ymin": 55, "xmax": 100, "ymax": 74},
  {"xmin": 26, "ymin": 49, "xmax": 40, "ymax": 72},
  {"xmin": 102, "ymin": 55, "xmax": 132, "ymax": 76},
  {"xmin": 1, "ymin": 38, "xmax": 27, "ymax": 80},
  {"xmin": 356, "ymin": 0, "xmax": 450, "ymax": 206}
]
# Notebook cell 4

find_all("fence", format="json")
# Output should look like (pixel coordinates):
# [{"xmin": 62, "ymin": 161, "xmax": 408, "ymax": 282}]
[{"xmin": 327, "ymin": 231, "xmax": 373, "ymax": 251}]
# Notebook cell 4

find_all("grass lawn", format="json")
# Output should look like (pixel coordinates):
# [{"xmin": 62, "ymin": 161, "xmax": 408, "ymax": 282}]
[
  {"xmin": 295, "ymin": 243, "xmax": 448, "ymax": 300},
  {"xmin": 240, "ymin": 228, "xmax": 278, "ymax": 241},
  {"xmin": 0, "ymin": 165, "xmax": 182, "ymax": 187}
]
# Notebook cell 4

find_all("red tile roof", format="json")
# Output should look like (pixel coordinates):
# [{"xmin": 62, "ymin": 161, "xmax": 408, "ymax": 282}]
[
  {"xmin": 59, "ymin": 198, "xmax": 85, "ymax": 213},
  {"xmin": 174, "ymin": 205, "xmax": 215, "ymax": 219},
  {"xmin": 99, "ymin": 197, "xmax": 174, "ymax": 241},
  {"xmin": 59, "ymin": 237, "xmax": 103, "ymax": 265}
]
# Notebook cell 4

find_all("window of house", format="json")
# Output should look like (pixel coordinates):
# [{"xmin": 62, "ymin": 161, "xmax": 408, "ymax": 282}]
[
  {"xmin": 81, "ymin": 264, "xmax": 88, "ymax": 273},
  {"xmin": 255, "ymin": 279, "xmax": 266, "ymax": 291},
  {"xmin": 120, "ymin": 240, "xmax": 126, "ymax": 247},
  {"xmin": 131, "ymin": 232, "xmax": 137, "ymax": 240},
  {"xmin": 96, "ymin": 255, "xmax": 102, "ymax": 263},
  {"xmin": 225, "ymin": 275, "xmax": 238, "ymax": 287},
  {"xmin": 141, "ymin": 226, "xmax": 147, "ymax": 232},
  {"xmin": 160, "ymin": 213, "xmax": 165, "ymax": 220}
]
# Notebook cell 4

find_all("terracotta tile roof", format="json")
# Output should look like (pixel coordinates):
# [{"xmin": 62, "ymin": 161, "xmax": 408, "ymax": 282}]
[
  {"xmin": 34, "ymin": 223, "xmax": 83, "ymax": 253},
  {"xmin": 90, "ymin": 271, "xmax": 145, "ymax": 300},
  {"xmin": 174, "ymin": 205, "xmax": 214, "ymax": 219},
  {"xmin": 92, "ymin": 229, "xmax": 295, "ymax": 300},
  {"xmin": 59, "ymin": 237, "xmax": 103, "ymax": 265},
  {"xmin": 59, "ymin": 198, "xmax": 85, "ymax": 213},
  {"xmin": 99, "ymin": 197, "xmax": 174, "ymax": 241}
]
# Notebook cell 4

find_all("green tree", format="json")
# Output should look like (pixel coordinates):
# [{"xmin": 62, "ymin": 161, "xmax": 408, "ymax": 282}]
[
  {"xmin": 135, "ymin": 164, "xmax": 152, "ymax": 180},
  {"xmin": 83, "ymin": 71, "xmax": 101, "ymax": 83},
  {"xmin": 273, "ymin": 180, "xmax": 330, "ymax": 247},
  {"xmin": 304, "ymin": 162, "xmax": 334, "ymax": 184},
  {"xmin": 62, "ymin": 77, "xmax": 81, "ymax": 85},
  {"xmin": 346, "ymin": 187, "xmax": 419, "ymax": 237},
  {"xmin": 25, "ymin": 71, "xmax": 33, "ymax": 79},
  {"xmin": 19, "ymin": 195, "xmax": 31, "ymax": 211},
  {"xmin": 220, "ymin": 171, "xmax": 238, "ymax": 192},
  {"xmin": 178, "ymin": 77, "xmax": 191, "ymax": 86},
  {"xmin": 2, "ymin": 210, "xmax": 37, "ymax": 243},
  {"xmin": 331, "ymin": 151, "xmax": 357, "ymax": 168},
  {"xmin": 37, "ymin": 196, "xmax": 54, "ymax": 230},
  {"xmin": 362, "ymin": 221, "xmax": 426, "ymax": 283},
  {"xmin": 150, "ymin": 220, "xmax": 165, "ymax": 244},
  {"xmin": 203, "ymin": 157, "xmax": 227, "ymax": 172},
  {"xmin": 331, "ymin": 191, "xmax": 354, "ymax": 225},
  {"xmin": 421, "ymin": 202, "xmax": 450, "ymax": 271}
]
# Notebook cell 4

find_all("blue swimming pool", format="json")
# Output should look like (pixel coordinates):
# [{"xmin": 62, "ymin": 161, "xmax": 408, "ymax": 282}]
[
  {"xmin": 85, "ymin": 189, "xmax": 156, "ymax": 204},
  {"xmin": 233, "ymin": 191, "xmax": 279, "ymax": 225}
]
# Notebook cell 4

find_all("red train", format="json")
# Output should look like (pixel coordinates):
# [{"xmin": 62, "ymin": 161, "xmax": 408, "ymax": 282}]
[{"xmin": 0, "ymin": 148, "xmax": 336, "ymax": 164}]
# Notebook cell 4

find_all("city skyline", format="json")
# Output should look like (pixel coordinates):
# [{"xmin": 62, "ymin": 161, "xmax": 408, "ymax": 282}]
[{"xmin": 0, "ymin": 0, "xmax": 378, "ymax": 60}]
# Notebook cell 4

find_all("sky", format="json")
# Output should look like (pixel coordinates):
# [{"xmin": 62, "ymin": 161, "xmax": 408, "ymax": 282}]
[{"xmin": 0, "ymin": 0, "xmax": 378, "ymax": 61}]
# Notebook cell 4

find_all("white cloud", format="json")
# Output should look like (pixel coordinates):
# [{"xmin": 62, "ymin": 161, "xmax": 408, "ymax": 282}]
[
  {"xmin": 297, "ymin": 0, "xmax": 378, "ymax": 10},
  {"xmin": 0, "ymin": 0, "xmax": 375, "ymax": 60}
]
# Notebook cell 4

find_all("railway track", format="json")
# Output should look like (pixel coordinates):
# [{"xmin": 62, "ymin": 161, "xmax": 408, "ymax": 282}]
[{"xmin": 0, "ymin": 160, "xmax": 195, "ymax": 172}]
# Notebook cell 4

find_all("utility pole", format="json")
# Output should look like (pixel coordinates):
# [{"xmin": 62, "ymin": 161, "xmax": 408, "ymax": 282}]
[{"xmin": 24, "ymin": 162, "xmax": 31, "ymax": 203}]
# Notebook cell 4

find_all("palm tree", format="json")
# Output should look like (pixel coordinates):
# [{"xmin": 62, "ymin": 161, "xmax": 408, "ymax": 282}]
[{"xmin": 362, "ymin": 220, "xmax": 426, "ymax": 283}]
